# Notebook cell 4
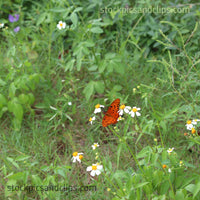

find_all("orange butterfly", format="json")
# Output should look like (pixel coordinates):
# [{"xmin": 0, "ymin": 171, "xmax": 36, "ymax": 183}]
[{"xmin": 102, "ymin": 98, "xmax": 120, "ymax": 127}]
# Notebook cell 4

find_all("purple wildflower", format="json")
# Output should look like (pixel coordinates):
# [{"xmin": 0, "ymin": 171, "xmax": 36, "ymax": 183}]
[
  {"xmin": 9, "ymin": 14, "xmax": 20, "ymax": 23},
  {"xmin": 14, "ymin": 26, "xmax": 20, "ymax": 32}
]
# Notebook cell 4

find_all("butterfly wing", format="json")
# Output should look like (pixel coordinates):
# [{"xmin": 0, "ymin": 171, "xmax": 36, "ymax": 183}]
[{"xmin": 102, "ymin": 98, "xmax": 120, "ymax": 127}]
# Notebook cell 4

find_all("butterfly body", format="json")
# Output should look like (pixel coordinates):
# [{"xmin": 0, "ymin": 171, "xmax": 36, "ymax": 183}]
[{"xmin": 102, "ymin": 98, "xmax": 120, "ymax": 127}]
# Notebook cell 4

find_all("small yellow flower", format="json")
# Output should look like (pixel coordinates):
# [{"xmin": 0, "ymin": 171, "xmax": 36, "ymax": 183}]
[
  {"xmin": 107, "ymin": 188, "xmax": 111, "ymax": 192},
  {"xmin": 79, "ymin": 154, "xmax": 83, "ymax": 160},
  {"xmin": 137, "ymin": 85, "xmax": 140, "ymax": 89},
  {"xmin": 123, "ymin": 188, "xmax": 126, "ymax": 191},
  {"xmin": 179, "ymin": 161, "xmax": 184, "ymax": 167},
  {"xmin": 133, "ymin": 88, "xmax": 136, "ymax": 93},
  {"xmin": 191, "ymin": 127, "xmax": 196, "ymax": 134},
  {"xmin": 162, "ymin": 164, "xmax": 167, "ymax": 169},
  {"xmin": 154, "ymin": 138, "xmax": 157, "ymax": 142}
]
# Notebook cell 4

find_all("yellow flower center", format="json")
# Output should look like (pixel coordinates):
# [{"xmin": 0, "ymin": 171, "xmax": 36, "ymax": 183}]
[
  {"xmin": 180, "ymin": 161, "xmax": 183, "ymax": 164},
  {"xmin": 191, "ymin": 128, "xmax": 196, "ymax": 134},
  {"xmin": 132, "ymin": 108, "xmax": 137, "ymax": 112},
  {"xmin": 120, "ymin": 104, "xmax": 125, "ymax": 110},
  {"xmin": 162, "ymin": 164, "xmax": 167, "ymax": 169},
  {"xmin": 92, "ymin": 165, "xmax": 97, "ymax": 170},
  {"xmin": 94, "ymin": 143, "xmax": 98, "ymax": 147},
  {"xmin": 73, "ymin": 152, "xmax": 78, "ymax": 157},
  {"xmin": 107, "ymin": 188, "xmax": 111, "ymax": 192},
  {"xmin": 89, "ymin": 117, "xmax": 92, "ymax": 122},
  {"xmin": 79, "ymin": 155, "xmax": 83, "ymax": 160},
  {"xmin": 60, "ymin": 23, "xmax": 63, "ymax": 27},
  {"xmin": 169, "ymin": 148, "xmax": 173, "ymax": 152},
  {"xmin": 187, "ymin": 120, "xmax": 192, "ymax": 124},
  {"xmin": 95, "ymin": 104, "xmax": 100, "ymax": 108}
]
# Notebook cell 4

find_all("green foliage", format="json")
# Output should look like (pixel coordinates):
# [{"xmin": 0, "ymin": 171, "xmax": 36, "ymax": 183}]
[{"xmin": 0, "ymin": 0, "xmax": 200, "ymax": 199}]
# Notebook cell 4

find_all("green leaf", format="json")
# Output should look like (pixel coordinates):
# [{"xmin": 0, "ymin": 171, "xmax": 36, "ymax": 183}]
[
  {"xmin": 185, "ymin": 184, "xmax": 195, "ymax": 193},
  {"xmin": 7, "ymin": 157, "xmax": 19, "ymax": 169},
  {"xmin": 193, "ymin": 181, "xmax": 200, "ymax": 198},
  {"xmin": 0, "ymin": 78, "xmax": 6, "ymax": 86},
  {"xmin": 15, "ymin": 155, "xmax": 31, "ymax": 161},
  {"xmin": 65, "ymin": 59, "xmax": 75, "ymax": 71},
  {"xmin": 175, "ymin": 189, "xmax": 185, "ymax": 200},
  {"xmin": 83, "ymin": 81, "xmax": 94, "ymax": 101},
  {"xmin": 18, "ymin": 94, "xmax": 29, "ymax": 105},
  {"xmin": 0, "ymin": 94, "xmax": 7, "ymax": 108},
  {"xmin": 70, "ymin": 12, "xmax": 78, "ymax": 27},
  {"xmin": 90, "ymin": 27, "xmax": 103, "ymax": 33},
  {"xmin": 36, "ymin": 13, "xmax": 47, "ymax": 26},
  {"xmin": 5, "ymin": 179, "xmax": 17, "ymax": 197},
  {"xmin": 8, "ymin": 99, "xmax": 23, "ymax": 121},
  {"xmin": 28, "ymin": 93, "xmax": 35, "ymax": 105},
  {"xmin": 9, "ymin": 82, "xmax": 16, "ymax": 98},
  {"xmin": 94, "ymin": 81, "xmax": 104, "ymax": 93}
]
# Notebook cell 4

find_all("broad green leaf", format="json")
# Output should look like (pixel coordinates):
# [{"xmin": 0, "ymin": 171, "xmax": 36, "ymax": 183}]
[
  {"xmin": 15, "ymin": 155, "xmax": 31, "ymax": 161},
  {"xmin": 7, "ymin": 157, "xmax": 19, "ymax": 169},
  {"xmin": 0, "ymin": 94, "xmax": 7, "ymax": 108},
  {"xmin": 83, "ymin": 81, "xmax": 94, "ymax": 101},
  {"xmin": 28, "ymin": 93, "xmax": 35, "ymax": 105},
  {"xmin": 36, "ymin": 13, "xmax": 47, "ymax": 26},
  {"xmin": 9, "ymin": 82, "xmax": 16, "ymax": 98},
  {"xmin": 8, "ymin": 99, "xmax": 23, "ymax": 121},
  {"xmin": 0, "ymin": 78, "xmax": 6, "ymax": 86},
  {"xmin": 65, "ymin": 59, "xmax": 75, "ymax": 71},
  {"xmin": 90, "ymin": 27, "xmax": 103, "ymax": 33},
  {"xmin": 70, "ymin": 12, "xmax": 78, "ymax": 27},
  {"xmin": 94, "ymin": 81, "xmax": 104, "ymax": 93},
  {"xmin": 193, "ymin": 181, "xmax": 200, "ymax": 198},
  {"xmin": 175, "ymin": 190, "xmax": 185, "ymax": 200},
  {"xmin": 18, "ymin": 94, "xmax": 29, "ymax": 105}
]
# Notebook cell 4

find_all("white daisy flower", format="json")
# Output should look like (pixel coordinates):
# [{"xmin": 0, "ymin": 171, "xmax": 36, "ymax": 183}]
[
  {"xmin": 57, "ymin": 21, "xmax": 66, "ymax": 30},
  {"xmin": 118, "ymin": 104, "xmax": 131, "ymax": 116},
  {"xmin": 71, "ymin": 152, "xmax": 83, "ymax": 163},
  {"xmin": 0, "ymin": 23, "xmax": 4, "ymax": 28},
  {"xmin": 167, "ymin": 148, "xmax": 174, "ymax": 154},
  {"xmin": 117, "ymin": 116, "xmax": 123, "ymax": 121},
  {"xmin": 94, "ymin": 104, "xmax": 104, "ymax": 114},
  {"xmin": 129, "ymin": 107, "xmax": 141, "ymax": 117},
  {"xmin": 86, "ymin": 163, "xmax": 103, "ymax": 177},
  {"xmin": 68, "ymin": 102, "xmax": 72, "ymax": 106},
  {"xmin": 185, "ymin": 120, "xmax": 193, "ymax": 130},
  {"xmin": 168, "ymin": 168, "xmax": 171, "ymax": 173},
  {"xmin": 92, "ymin": 143, "xmax": 99, "ymax": 150},
  {"xmin": 89, "ymin": 116, "xmax": 96, "ymax": 125},
  {"xmin": 192, "ymin": 119, "xmax": 200, "ymax": 125}
]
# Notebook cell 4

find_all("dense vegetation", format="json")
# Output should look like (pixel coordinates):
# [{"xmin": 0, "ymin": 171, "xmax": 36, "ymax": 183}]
[{"xmin": 0, "ymin": 0, "xmax": 200, "ymax": 199}]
